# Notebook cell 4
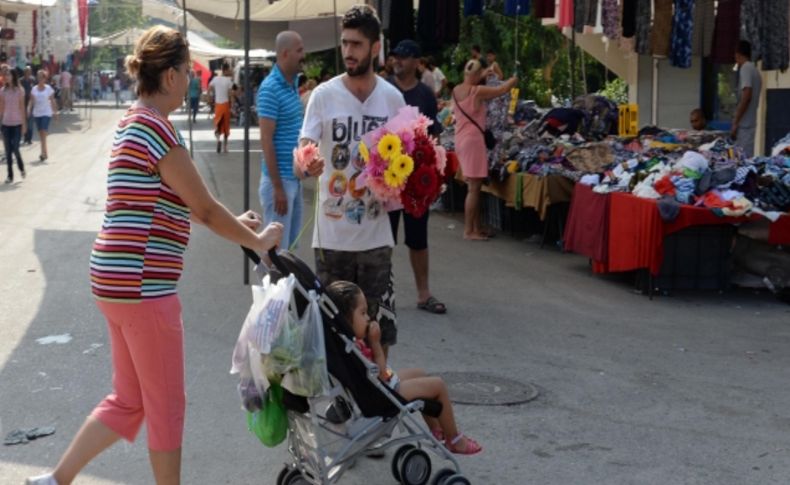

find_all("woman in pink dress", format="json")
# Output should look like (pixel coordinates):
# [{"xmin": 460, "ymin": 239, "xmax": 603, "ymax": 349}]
[{"xmin": 452, "ymin": 60, "xmax": 517, "ymax": 240}]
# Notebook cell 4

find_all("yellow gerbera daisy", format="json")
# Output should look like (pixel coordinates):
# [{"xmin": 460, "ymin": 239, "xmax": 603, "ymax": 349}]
[
  {"xmin": 391, "ymin": 154, "xmax": 415, "ymax": 178},
  {"xmin": 377, "ymin": 133, "xmax": 402, "ymax": 161},
  {"xmin": 359, "ymin": 140, "xmax": 370, "ymax": 163},
  {"xmin": 384, "ymin": 168, "xmax": 405, "ymax": 188}
]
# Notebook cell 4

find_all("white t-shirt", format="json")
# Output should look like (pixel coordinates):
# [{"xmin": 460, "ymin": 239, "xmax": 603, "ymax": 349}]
[
  {"xmin": 30, "ymin": 84, "xmax": 55, "ymax": 117},
  {"xmin": 433, "ymin": 67, "xmax": 446, "ymax": 94},
  {"xmin": 210, "ymin": 75, "xmax": 233, "ymax": 104},
  {"xmin": 301, "ymin": 75, "xmax": 406, "ymax": 251}
]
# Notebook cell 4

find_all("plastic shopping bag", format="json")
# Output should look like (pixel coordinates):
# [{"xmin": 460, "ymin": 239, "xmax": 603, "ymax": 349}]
[
  {"xmin": 282, "ymin": 290, "xmax": 330, "ymax": 397},
  {"xmin": 246, "ymin": 381, "xmax": 287, "ymax": 447}
]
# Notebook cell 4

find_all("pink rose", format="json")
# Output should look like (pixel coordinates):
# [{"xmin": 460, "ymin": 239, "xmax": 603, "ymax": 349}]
[{"xmin": 293, "ymin": 142, "xmax": 319, "ymax": 174}]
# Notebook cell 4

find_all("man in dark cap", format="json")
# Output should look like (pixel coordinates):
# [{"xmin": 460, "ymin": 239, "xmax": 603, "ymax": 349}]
[{"xmin": 386, "ymin": 39, "xmax": 446, "ymax": 315}]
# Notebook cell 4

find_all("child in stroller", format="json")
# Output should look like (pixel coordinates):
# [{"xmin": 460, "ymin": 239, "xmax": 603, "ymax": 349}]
[{"xmin": 325, "ymin": 281, "xmax": 482, "ymax": 455}]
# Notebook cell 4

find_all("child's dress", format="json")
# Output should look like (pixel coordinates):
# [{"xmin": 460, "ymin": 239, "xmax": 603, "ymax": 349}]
[{"xmin": 354, "ymin": 338, "xmax": 400, "ymax": 391}]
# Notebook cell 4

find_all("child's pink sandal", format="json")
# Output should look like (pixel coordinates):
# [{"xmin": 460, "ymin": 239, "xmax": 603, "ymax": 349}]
[
  {"xmin": 446, "ymin": 433, "xmax": 482, "ymax": 455},
  {"xmin": 431, "ymin": 428, "xmax": 444, "ymax": 441}
]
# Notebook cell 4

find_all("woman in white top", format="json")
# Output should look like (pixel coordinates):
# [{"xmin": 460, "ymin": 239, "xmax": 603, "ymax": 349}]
[
  {"xmin": 27, "ymin": 70, "xmax": 58, "ymax": 161},
  {"xmin": 1, "ymin": 69, "xmax": 27, "ymax": 183}
]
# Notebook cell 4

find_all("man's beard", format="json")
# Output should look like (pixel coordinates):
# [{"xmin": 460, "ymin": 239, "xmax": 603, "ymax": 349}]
[{"xmin": 346, "ymin": 51, "xmax": 373, "ymax": 77}]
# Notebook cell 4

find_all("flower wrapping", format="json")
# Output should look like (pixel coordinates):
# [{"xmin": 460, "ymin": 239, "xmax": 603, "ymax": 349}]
[{"xmin": 360, "ymin": 106, "xmax": 447, "ymax": 216}]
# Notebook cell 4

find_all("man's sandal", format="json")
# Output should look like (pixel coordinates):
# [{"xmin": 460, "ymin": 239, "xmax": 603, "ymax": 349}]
[
  {"xmin": 446, "ymin": 434, "xmax": 482, "ymax": 455},
  {"xmin": 417, "ymin": 296, "xmax": 447, "ymax": 314}
]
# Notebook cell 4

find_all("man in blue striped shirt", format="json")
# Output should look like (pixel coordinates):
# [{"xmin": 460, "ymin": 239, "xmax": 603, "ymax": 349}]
[{"xmin": 257, "ymin": 31, "xmax": 305, "ymax": 249}]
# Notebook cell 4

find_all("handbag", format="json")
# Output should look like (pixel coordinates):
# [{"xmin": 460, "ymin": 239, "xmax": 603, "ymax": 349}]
[{"xmin": 453, "ymin": 91, "xmax": 496, "ymax": 150}]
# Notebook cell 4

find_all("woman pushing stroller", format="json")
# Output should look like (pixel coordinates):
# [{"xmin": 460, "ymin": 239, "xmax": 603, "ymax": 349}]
[{"xmin": 325, "ymin": 281, "xmax": 482, "ymax": 456}]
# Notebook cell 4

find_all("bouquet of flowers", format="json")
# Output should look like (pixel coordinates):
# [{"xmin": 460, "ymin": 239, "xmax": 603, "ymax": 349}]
[{"xmin": 359, "ymin": 106, "xmax": 447, "ymax": 217}]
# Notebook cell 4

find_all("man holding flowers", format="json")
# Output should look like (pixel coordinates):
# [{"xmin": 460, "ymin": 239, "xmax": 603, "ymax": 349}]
[{"xmin": 296, "ymin": 5, "xmax": 405, "ymax": 353}]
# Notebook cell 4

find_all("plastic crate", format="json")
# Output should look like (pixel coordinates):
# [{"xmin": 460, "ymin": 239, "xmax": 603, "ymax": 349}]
[{"xmin": 618, "ymin": 104, "xmax": 639, "ymax": 137}]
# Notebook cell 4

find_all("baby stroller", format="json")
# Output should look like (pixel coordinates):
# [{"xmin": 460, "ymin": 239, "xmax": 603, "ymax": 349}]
[{"xmin": 237, "ymin": 248, "xmax": 473, "ymax": 485}]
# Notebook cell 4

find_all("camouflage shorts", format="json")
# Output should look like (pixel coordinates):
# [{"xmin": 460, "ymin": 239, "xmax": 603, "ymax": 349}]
[{"xmin": 315, "ymin": 247, "xmax": 397, "ymax": 346}]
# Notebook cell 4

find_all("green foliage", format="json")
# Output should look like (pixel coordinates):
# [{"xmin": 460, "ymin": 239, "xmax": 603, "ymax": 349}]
[
  {"xmin": 89, "ymin": 0, "xmax": 144, "ymax": 38},
  {"xmin": 597, "ymin": 78, "xmax": 629, "ymax": 105}
]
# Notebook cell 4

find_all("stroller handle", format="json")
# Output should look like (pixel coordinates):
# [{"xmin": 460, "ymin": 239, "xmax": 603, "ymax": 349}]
[{"xmin": 240, "ymin": 246, "xmax": 289, "ymax": 276}]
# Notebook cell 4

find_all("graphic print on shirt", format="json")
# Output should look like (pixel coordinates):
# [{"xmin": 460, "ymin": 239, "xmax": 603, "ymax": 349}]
[{"xmin": 323, "ymin": 114, "xmax": 389, "ymax": 225}]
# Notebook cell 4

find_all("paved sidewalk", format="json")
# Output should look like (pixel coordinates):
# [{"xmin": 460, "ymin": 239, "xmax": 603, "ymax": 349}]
[{"xmin": 2, "ymin": 105, "xmax": 790, "ymax": 484}]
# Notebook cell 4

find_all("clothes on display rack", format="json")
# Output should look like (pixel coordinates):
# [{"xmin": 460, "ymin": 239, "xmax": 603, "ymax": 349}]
[
  {"xmin": 651, "ymin": 0, "xmax": 673, "ymax": 57},
  {"xmin": 670, "ymin": 0, "xmax": 696, "ymax": 68},
  {"xmin": 711, "ymin": 0, "xmax": 741, "ymax": 64}
]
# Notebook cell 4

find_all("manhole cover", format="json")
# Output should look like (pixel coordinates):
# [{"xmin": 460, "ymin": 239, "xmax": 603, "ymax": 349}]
[{"xmin": 438, "ymin": 372, "xmax": 539, "ymax": 406}]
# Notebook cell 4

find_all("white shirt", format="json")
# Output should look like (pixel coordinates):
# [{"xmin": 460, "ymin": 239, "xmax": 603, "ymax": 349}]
[
  {"xmin": 113, "ymin": 79, "xmax": 122, "ymax": 92},
  {"xmin": 30, "ymin": 84, "xmax": 55, "ymax": 117},
  {"xmin": 210, "ymin": 75, "xmax": 233, "ymax": 104},
  {"xmin": 432, "ymin": 67, "xmax": 446, "ymax": 94},
  {"xmin": 301, "ymin": 75, "xmax": 406, "ymax": 251}
]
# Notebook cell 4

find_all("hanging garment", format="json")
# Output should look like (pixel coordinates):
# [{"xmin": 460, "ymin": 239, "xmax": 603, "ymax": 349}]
[
  {"xmin": 602, "ymin": 0, "xmax": 621, "ymax": 40},
  {"xmin": 464, "ymin": 0, "xmax": 484, "ymax": 15},
  {"xmin": 670, "ymin": 0, "xmax": 696, "ymax": 68},
  {"xmin": 710, "ymin": 0, "xmax": 741, "ymax": 64},
  {"xmin": 558, "ymin": 0, "xmax": 575, "ymax": 29},
  {"xmin": 622, "ymin": 0, "xmax": 637, "ymax": 38},
  {"xmin": 740, "ymin": 0, "xmax": 762, "ymax": 60},
  {"xmin": 505, "ymin": 0, "xmax": 531, "ymax": 15},
  {"xmin": 533, "ymin": 0, "xmax": 556, "ymax": 18},
  {"xmin": 692, "ymin": 0, "xmax": 714, "ymax": 57},
  {"xmin": 635, "ymin": 0, "xmax": 652, "ymax": 55},
  {"xmin": 389, "ymin": 1, "xmax": 416, "ymax": 47},
  {"xmin": 651, "ymin": 0, "xmax": 674, "ymax": 57},
  {"xmin": 418, "ymin": 0, "xmax": 439, "ymax": 53},
  {"xmin": 575, "ymin": 0, "xmax": 599, "ymax": 31},
  {"xmin": 762, "ymin": 0, "xmax": 789, "ymax": 71},
  {"xmin": 436, "ymin": 0, "xmax": 461, "ymax": 44}
]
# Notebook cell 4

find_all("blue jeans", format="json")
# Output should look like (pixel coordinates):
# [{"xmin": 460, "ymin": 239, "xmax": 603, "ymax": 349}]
[
  {"xmin": 23, "ymin": 114, "xmax": 34, "ymax": 143},
  {"xmin": 259, "ymin": 175, "xmax": 303, "ymax": 250}
]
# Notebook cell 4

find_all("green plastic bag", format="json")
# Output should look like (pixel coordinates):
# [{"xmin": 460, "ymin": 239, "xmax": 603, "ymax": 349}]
[{"xmin": 247, "ymin": 382, "xmax": 287, "ymax": 447}]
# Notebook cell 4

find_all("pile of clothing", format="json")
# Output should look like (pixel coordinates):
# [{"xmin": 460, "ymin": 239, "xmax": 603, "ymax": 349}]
[{"xmin": 580, "ymin": 137, "xmax": 790, "ymax": 222}]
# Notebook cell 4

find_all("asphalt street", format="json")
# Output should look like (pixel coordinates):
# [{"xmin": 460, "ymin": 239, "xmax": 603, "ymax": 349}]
[{"xmin": 2, "ymin": 103, "xmax": 790, "ymax": 484}]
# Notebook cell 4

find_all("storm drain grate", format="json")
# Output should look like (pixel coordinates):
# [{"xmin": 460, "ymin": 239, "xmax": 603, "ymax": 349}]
[{"xmin": 438, "ymin": 372, "xmax": 540, "ymax": 406}]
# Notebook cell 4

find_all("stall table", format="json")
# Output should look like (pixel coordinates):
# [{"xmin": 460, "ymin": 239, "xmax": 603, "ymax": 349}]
[{"xmin": 564, "ymin": 184, "xmax": 790, "ymax": 290}]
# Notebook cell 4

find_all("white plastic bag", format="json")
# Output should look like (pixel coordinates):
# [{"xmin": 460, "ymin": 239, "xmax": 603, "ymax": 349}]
[{"xmin": 282, "ymin": 290, "xmax": 330, "ymax": 397}]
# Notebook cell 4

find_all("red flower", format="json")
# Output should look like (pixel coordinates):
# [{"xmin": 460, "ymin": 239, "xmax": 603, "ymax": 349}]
[
  {"xmin": 444, "ymin": 151, "xmax": 459, "ymax": 179},
  {"xmin": 402, "ymin": 164, "xmax": 442, "ymax": 217},
  {"xmin": 412, "ymin": 134, "xmax": 436, "ymax": 168}
]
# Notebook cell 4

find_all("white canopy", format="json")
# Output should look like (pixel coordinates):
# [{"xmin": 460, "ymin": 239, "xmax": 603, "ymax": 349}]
[
  {"xmin": 177, "ymin": 0, "xmax": 365, "ymax": 53},
  {"xmin": 0, "ymin": 0, "xmax": 57, "ymax": 13},
  {"xmin": 88, "ymin": 27, "xmax": 274, "ymax": 65}
]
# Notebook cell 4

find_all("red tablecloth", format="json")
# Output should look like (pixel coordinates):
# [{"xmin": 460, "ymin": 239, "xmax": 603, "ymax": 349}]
[{"xmin": 563, "ymin": 185, "xmax": 790, "ymax": 275}]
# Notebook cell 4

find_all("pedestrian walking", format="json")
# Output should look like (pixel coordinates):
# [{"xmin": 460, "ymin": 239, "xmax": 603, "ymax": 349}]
[
  {"xmin": 25, "ymin": 25, "xmax": 283, "ymax": 485},
  {"xmin": 21, "ymin": 66, "xmax": 35, "ymax": 145},
  {"xmin": 1, "ymin": 69, "xmax": 27, "ymax": 183},
  {"xmin": 387, "ymin": 39, "xmax": 447, "ymax": 314},
  {"xmin": 27, "ymin": 69, "xmax": 57, "ymax": 162},
  {"xmin": 113, "ymin": 75, "xmax": 122, "ymax": 108},
  {"xmin": 60, "ymin": 68, "xmax": 73, "ymax": 111},
  {"xmin": 298, "ymin": 4, "xmax": 405, "ymax": 356},
  {"xmin": 257, "ymin": 31, "xmax": 305, "ymax": 250},
  {"xmin": 188, "ymin": 70, "xmax": 201, "ymax": 122},
  {"xmin": 209, "ymin": 62, "xmax": 233, "ymax": 153},
  {"xmin": 452, "ymin": 60, "xmax": 516, "ymax": 240}
]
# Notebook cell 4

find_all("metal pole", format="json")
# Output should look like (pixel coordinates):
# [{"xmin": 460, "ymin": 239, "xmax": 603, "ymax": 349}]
[
  {"xmin": 182, "ymin": 0, "xmax": 193, "ymax": 157},
  {"xmin": 243, "ymin": 0, "xmax": 251, "ymax": 285},
  {"xmin": 333, "ymin": 0, "xmax": 339, "ymax": 74}
]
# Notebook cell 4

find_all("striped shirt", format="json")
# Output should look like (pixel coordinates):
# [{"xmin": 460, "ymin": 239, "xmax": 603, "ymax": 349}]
[
  {"xmin": 90, "ymin": 106, "xmax": 191, "ymax": 302},
  {"xmin": 256, "ymin": 64, "xmax": 302, "ymax": 179}
]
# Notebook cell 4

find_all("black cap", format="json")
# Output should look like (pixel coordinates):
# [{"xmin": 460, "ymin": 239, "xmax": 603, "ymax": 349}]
[{"xmin": 391, "ymin": 39, "xmax": 421, "ymax": 58}]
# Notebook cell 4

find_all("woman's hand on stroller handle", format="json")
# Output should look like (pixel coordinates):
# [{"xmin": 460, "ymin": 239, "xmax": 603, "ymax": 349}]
[
  {"xmin": 236, "ymin": 210, "xmax": 262, "ymax": 231},
  {"xmin": 255, "ymin": 222, "xmax": 283, "ymax": 254}
]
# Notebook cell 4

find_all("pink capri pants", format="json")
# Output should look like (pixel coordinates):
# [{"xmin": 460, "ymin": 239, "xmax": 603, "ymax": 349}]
[{"xmin": 91, "ymin": 295, "xmax": 186, "ymax": 451}]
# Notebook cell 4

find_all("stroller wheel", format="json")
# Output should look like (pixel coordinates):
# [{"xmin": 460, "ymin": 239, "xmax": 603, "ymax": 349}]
[
  {"xmin": 281, "ymin": 468, "xmax": 311, "ymax": 485},
  {"xmin": 391, "ymin": 444, "xmax": 416, "ymax": 482},
  {"xmin": 443, "ymin": 474, "xmax": 471, "ymax": 485},
  {"xmin": 276, "ymin": 466, "xmax": 291, "ymax": 485},
  {"xmin": 399, "ymin": 448, "xmax": 432, "ymax": 485},
  {"xmin": 430, "ymin": 468, "xmax": 456, "ymax": 485}
]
